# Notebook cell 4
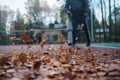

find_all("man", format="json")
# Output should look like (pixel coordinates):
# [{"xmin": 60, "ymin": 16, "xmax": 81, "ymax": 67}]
[{"xmin": 64, "ymin": 0, "xmax": 91, "ymax": 47}]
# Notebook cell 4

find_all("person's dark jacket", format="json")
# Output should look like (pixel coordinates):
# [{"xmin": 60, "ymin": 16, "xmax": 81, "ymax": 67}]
[{"xmin": 64, "ymin": 0, "xmax": 89, "ymax": 16}]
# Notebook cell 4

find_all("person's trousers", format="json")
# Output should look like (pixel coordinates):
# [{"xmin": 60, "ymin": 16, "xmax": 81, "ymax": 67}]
[{"xmin": 71, "ymin": 16, "xmax": 91, "ymax": 46}]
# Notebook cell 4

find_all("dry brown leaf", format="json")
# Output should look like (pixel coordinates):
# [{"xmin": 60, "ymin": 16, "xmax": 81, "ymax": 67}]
[
  {"xmin": 90, "ymin": 52, "xmax": 96, "ymax": 68},
  {"xmin": 35, "ymin": 50, "xmax": 41, "ymax": 59},
  {"xmin": 18, "ymin": 53, "xmax": 27, "ymax": 65},
  {"xmin": 69, "ymin": 47, "xmax": 75, "ymax": 53},
  {"xmin": 43, "ymin": 59, "xmax": 51, "ymax": 65},
  {"xmin": 29, "ymin": 52, "xmax": 34, "ymax": 60},
  {"xmin": 83, "ymin": 46, "xmax": 90, "ymax": 54},
  {"xmin": 59, "ymin": 55, "xmax": 68, "ymax": 64},
  {"xmin": 58, "ymin": 34, "xmax": 63, "ymax": 40},
  {"xmin": 40, "ymin": 38, "xmax": 46, "ymax": 48},
  {"xmin": 0, "ymin": 55, "xmax": 10, "ymax": 67},
  {"xmin": 27, "ymin": 44, "xmax": 32, "ymax": 49},
  {"xmin": 12, "ymin": 50, "xmax": 17, "ymax": 55},
  {"xmin": 52, "ymin": 60, "xmax": 62, "ymax": 67},
  {"xmin": 11, "ymin": 54, "xmax": 19, "ymax": 67},
  {"xmin": 22, "ymin": 72, "xmax": 31, "ymax": 79},
  {"xmin": 59, "ymin": 45, "xmax": 66, "ymax": 51},
  {"xmin": 33, "ymin": 60, "xmax": 41, "ymax": 74}
]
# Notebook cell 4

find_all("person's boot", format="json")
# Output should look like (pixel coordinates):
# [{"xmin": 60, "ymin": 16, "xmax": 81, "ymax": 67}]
[
  {"xmin": 85, "ymin": 43, "xmax": 90, "ymax": 50},
  {"xmin": 86, "ymin": 43, "xmax": 90, "ymax": 47}
]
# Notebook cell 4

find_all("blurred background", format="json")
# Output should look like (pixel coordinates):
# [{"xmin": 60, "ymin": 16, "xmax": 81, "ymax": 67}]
[{"xmin": 0, "ymin": 0, "xmax": 120, "ymax": 45}]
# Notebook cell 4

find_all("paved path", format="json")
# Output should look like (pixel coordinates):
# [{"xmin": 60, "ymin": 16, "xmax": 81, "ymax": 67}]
[
  {"xmin": 0, "ymin": 43, "xmax": 119, "ymax": 54},
  {"xmin": 91, "ymin": 43, "xmax": 120, "ymax": 48}
]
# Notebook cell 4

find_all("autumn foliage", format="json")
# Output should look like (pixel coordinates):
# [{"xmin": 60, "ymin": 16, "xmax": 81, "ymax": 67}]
[
  {"xmin": 21, "ymin": 33, "xmax": 31, "ymax": 43},
  {"xmin": 0, "ymin": 44, "xmax": 120, "ymax": 80}
]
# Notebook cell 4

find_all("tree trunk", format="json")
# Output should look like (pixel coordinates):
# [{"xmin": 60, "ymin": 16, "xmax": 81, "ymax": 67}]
[
  {"xmin": 114, "ymin": 0, "xmax": 117, "ymax": 42},
  {"xmin": 109, "ymin": 0, "xmax": 112, "ymax": 42},
  {"xmin": 100, "ymin": 0, "xmax": 106, "ymax": 42}
]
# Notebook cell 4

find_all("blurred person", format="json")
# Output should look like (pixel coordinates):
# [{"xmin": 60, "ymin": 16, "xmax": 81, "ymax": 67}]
[{"xmin": 64, "ymin": 0, "xmax": 91, "ymax": 47}]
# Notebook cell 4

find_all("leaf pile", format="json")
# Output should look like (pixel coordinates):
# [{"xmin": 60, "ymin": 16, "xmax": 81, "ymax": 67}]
[{"xmin": 0, "ymin": 45, "xmax": 120, "ymax": 80}]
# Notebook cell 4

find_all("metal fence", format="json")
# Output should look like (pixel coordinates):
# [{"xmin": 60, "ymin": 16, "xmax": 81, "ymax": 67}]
[{"xmin": 0, "ymin": 28, "xmax": 86, "ymax": 45}]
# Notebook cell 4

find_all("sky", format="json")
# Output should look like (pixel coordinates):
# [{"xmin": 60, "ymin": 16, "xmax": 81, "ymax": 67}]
[
  {"xmin": 0, "ymin": 0, "xmax": 58, "ymax": 14},
  {"xmin": 0, "ymin": 0, "xmax": 27, "ymax": 13}
]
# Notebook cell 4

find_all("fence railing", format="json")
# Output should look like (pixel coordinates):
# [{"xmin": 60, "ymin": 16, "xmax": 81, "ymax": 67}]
[{"xmin": 0, "ymin": 28, "xmax": 86, "ymax": 45}]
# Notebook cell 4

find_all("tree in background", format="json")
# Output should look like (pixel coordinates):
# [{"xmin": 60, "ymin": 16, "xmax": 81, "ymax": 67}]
[
  {"xmin": 0, "ymin": 5, "xmax": 9, "ymax": 31},
  {"xmin": 14, "ymin": 10, "xmax": 25, "ymax": 30},
  {"xmin": 112, "ymin": 7, "xmax": 120, "ymax": 42},
  {"xmin": 25, "ymin": 0, "xmax": 45, "ymax": 28},
  {"xmin": 14, "ymin": 10, "xmax": 24, "ymax": 37},
  {"xmin": 100, "ymin": 0, "xmax": 106, "ymax": 42},
  {"xmin": 59, "ymin": 8, "xmax": 67, "ymax": 24},
  {"xmin": 0, "ymin": 5, "xmax": 14, "ymax": 44},
  {"xmin": 108, "ymin": 0, "xmax": 112, "ymax": 42}
]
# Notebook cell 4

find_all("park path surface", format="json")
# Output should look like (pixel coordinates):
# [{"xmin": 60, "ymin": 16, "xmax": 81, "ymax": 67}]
[
  {"xmin": 0, "ymin": 44, "xmax": 120, "ymax": 80},
  {"xmin": 0, "ymin": 44, "xmax": 119, "ymax": 54}
]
